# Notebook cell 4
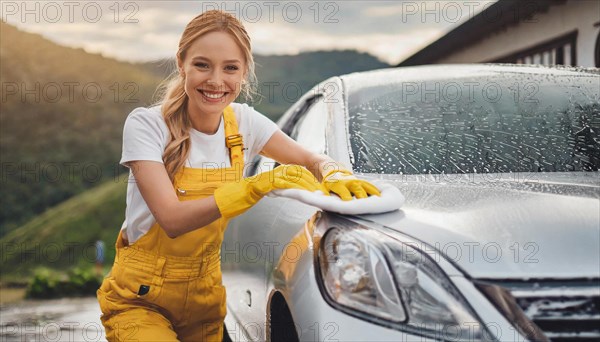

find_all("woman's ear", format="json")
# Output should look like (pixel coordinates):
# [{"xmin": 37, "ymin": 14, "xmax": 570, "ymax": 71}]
[{"xmin": 177, "ymin": 59, "xmax": 185, "ymax": 77}]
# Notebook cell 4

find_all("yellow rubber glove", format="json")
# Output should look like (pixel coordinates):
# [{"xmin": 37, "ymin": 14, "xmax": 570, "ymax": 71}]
[
  {"xmin": 322, "ymin": 169, "xmax": 381, "ymax": 201},
  {"xmin": 214, "ymin": 164, "xmax": 326, "ymax": 219}
]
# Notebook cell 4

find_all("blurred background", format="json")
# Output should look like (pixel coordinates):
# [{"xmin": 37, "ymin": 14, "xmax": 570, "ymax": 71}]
[{"xmin": 0, "ymin": 0, "xmax": 598, "ymax": 340}]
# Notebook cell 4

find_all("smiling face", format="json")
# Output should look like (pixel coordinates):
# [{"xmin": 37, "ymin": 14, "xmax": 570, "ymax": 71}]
[{"xmin": 178, "ymin": 30, "xmax": 246, "ymax": 119}]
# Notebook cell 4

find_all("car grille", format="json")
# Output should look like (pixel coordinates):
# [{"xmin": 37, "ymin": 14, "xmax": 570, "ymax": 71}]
[{"xmin": 477, "ymin": 279, "xmax": 600, "ymax": 342}]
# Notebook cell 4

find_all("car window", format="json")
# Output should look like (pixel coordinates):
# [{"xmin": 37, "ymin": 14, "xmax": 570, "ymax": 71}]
[
  {"xmin": 291, "ymin": 97, "xmax": 328, "ymax": 154},
  {"xmin": 248, "ymin": 95, "xmax": 326, "ymax": 176},
  {"xmin": 347, "ymin": 70, "xmax": 600, "ymax": 174},
  {"xmin": 281, "ymin": 95, "xmax": 322, "ymax": 136},
  {"xmin": 246, "ymin": 154, "xmax": 265, "ymax": 177},
  {"xmin": 249, "ymin": 154, "xmax": 276, "ymax": 176}
]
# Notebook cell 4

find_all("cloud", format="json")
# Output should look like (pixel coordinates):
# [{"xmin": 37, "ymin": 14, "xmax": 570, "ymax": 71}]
[
  {"xmin": 248, "ymin": 22, "xmax": 443, "ymax": 64},
  {"xmin": 1, "ymin": 1, "xmax": 493, "ymax": 63},
  {"xmin": 364, "ymin": 4, "xmax": 406, "ymax": 18}
]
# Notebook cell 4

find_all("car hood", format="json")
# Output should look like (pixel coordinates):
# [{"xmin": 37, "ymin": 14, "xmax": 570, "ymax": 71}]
[{"xmin": 358, "ymin": 172, "xmax": 600, "ymax": 280}]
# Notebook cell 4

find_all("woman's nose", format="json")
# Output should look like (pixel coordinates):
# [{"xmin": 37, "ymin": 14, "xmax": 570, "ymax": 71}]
[{"xmin": 206, "ymin": 70, "xmax": 225, "ymax": 89}]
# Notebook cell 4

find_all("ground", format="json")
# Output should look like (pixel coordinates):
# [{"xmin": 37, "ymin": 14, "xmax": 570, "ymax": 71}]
[{"xmin": 0, "ymin": 296, "xmax": 104, "ymax": 341}]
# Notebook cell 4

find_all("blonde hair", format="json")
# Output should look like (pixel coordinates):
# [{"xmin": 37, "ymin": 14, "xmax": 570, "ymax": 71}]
[{"xmin": 156, "ymin": 10, "xmax": 256, "ymax": 182}]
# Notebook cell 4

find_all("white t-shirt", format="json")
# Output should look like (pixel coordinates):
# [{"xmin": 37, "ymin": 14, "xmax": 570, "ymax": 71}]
[{"xmin": 119, "ymin": 102, "xmax": 279, "ymax": 243}]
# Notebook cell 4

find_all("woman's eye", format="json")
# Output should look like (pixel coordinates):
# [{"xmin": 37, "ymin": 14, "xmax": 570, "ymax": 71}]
[
  {"xmin": 225, "ymin": 65, "xmax": 239, "ymax": 71},
  {"xmin": 194, "ymin": 63, "xmax": 209, "ymax": 69}
]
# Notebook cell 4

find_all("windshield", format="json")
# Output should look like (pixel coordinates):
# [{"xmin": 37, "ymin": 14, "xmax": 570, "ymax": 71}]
[{"xmin": 347, "ymin": 67, "xmax": 600, "ymax": 174}]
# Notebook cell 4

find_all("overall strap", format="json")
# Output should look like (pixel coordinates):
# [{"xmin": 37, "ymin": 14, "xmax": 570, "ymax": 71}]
[{"xmin": 222, "ymin": 106, "xmax": 244, "ymax": 167}]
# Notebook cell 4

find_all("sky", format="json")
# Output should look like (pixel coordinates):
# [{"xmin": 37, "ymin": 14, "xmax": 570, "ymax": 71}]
[{"xmin": 1, "ymin": 1, "xmax": 496, "ymax": 65}]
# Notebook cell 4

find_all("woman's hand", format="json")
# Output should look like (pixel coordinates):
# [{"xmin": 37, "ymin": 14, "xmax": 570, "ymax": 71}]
[
  {"xmin": 322, "ymin": 169, "xmax": 381, "ymax": 201},
  {"xmin": 214, "ymin": 164, "xmax": 326, "ymax": 219},
  {"xmin": 249, "ymin": 164, "xmax": 327, "ymax": 196},
  {"xmin": 258, "ymin": 130, "xmax": 380, "ymax": 200}
]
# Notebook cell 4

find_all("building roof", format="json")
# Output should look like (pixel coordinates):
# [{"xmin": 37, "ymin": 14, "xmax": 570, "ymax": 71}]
[{"xmin": 398, "ymin": 0, "xmax": 567, "ymax": 66}]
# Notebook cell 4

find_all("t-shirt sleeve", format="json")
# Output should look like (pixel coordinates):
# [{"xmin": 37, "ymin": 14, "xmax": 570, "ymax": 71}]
[
  {"xmin": 243, "ymin": 104, "xmax": 279, "ymax": 156},
  {"xmin": 120, "ymin": 107, "xmax": 168, "ymax": 167}
]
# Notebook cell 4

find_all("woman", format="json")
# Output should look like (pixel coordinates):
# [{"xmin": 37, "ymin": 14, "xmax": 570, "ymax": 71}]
[{"xmin": 97, "ymin": 10, "xmax": 380, "ymax": 341}]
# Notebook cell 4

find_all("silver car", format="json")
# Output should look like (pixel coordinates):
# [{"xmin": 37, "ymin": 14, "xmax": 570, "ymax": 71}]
[{"xmin": 221, "ymin": 65, "xmax": 600, "ymax": 341}]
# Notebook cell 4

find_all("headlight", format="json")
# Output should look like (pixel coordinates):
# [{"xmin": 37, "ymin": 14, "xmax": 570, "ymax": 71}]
[{"xmin": 318, "ymin": 226, "xmax": 491, "ymax": 340}]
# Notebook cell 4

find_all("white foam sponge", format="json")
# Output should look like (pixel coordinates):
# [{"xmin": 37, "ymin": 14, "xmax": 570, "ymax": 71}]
[{"xmin": 268, "ymin": 181, "xmax": 404, "ymax": 215}]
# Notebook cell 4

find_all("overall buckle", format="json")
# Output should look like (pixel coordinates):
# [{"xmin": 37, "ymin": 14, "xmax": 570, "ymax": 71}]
[{"xmin": 225, "ymin": 134, "xmax": 243, "ymax": 149}]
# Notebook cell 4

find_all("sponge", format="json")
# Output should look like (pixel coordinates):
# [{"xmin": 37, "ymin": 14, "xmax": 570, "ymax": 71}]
[{"xmin": 268, "ymin": 181, "xmax": 404, "ymax": 215}]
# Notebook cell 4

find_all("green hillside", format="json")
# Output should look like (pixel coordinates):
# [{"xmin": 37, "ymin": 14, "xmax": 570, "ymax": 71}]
[
  {"xmin": 0, "ymin": 178, "xmax": 126, "ymax": 281},
  {"xmin": 253, "ymin": 51, "xmax": 390, "ymax": 120},
  {"xmin": 0, "ymin": 21, "xmax": 162, "ymax": 235}
]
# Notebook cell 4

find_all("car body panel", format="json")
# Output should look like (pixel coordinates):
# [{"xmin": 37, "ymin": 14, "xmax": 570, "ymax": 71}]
[{"xmin": 356, "ymin": 172, "xmax": 600, "ymax": 279}]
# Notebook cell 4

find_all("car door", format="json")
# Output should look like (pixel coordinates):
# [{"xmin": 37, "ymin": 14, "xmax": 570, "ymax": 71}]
[{"xmin": 222, "ymin": 93, "xmax": 329, "ymax": 341}]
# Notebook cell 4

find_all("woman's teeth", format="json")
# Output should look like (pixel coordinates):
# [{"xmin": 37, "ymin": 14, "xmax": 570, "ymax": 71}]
[{"xmin": 200, "ymin": 90, "xmax": 226, "ymax": 99}]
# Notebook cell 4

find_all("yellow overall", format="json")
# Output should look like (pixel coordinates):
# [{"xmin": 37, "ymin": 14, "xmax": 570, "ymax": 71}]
[{"xmin": 97, "ymin": 106, "xmax": 244, "ymax": 341}]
